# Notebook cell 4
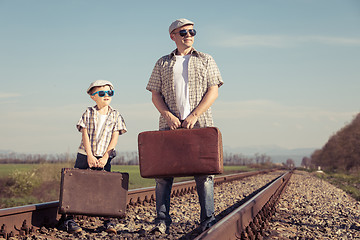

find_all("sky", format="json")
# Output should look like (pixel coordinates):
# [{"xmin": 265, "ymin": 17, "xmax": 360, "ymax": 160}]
[{"xmin": 1, "ymin": 0, "xmax": 359, "ymax": 156}]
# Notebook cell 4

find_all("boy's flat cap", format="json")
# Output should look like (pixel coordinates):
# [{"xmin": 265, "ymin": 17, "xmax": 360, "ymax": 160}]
[
  {"xmin": 87, "ymin": 80, "xmax": 114, "ymax": 94},
  {"xmin": 169, "ymin": 18, "xmax": 194, "ymax": 34}
]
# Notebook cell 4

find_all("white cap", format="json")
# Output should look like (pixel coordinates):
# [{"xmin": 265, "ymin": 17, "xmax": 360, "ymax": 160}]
[
  {"xmin": 169, "ymin": 18, "xmax": 194, "ymax": 34},
  {"xmin": 87, "ymin": 80, "xmax": 114, "ymax": 94}
]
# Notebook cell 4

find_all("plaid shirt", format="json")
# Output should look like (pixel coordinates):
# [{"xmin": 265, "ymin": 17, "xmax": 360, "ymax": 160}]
[
  {"xmin": 77, "ymin": 105, "xmax": 127, "ymax": 156},
  {"xmin": 147, "ymin": 48, "xmax": 223, "ymax": 130}
]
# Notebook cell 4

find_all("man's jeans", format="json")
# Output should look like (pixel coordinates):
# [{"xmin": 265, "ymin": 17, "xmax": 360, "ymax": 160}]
[{"xmin": 154, "ymin": 175, "xmax": 215, "ymax": 225}]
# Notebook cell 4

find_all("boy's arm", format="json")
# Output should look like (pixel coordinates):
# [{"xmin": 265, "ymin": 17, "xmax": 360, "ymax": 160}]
[
  {"xmin": 81, "ymin": 128, "xmax": 98, "ymax": 168},
  {"xmin": 98, "ymin": 131, "xmax": 119, "ymax": 168}
]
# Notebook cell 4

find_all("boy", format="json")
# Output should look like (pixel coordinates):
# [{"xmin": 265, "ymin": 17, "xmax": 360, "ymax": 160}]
[{"xmin": 60, "ymin": 80, "xmax": 127, "ymax": 234}]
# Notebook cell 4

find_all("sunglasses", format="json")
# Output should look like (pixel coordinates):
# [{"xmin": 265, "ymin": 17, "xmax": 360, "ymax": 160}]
[
  {"xmin": 174, "ymin": 29, "xmax": 197, "ymax": 37},
  {"xmin": 91, "ymin": 90, "xmax": 114, "ymax": 97}
]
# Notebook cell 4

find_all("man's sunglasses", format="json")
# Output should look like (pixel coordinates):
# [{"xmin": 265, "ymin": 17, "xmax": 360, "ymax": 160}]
[
  {"xmin": 91, "ymin": 90, "xmax": 114, "ymax": 97},
  {"xmin": 174, "ymin": 29, "xmax": 196, "ymax": 37}
]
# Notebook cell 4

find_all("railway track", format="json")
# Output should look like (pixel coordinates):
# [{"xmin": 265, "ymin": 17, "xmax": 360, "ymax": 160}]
[{"xmin": 0, "ymin": 169, "xmax": 291, "ymax": 239}]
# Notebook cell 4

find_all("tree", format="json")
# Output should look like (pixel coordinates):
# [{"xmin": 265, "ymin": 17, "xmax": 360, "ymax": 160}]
[
  {"xmin": 301, "ymin": 157, "xmax": 311, "ymax": 169},
  {"xmin": 311, "ymin": 113, "xmax": 360, "ymax": 172},
  {"xmin": 284, "ymin": 158, "xmax": 295, "ymax": 169}
]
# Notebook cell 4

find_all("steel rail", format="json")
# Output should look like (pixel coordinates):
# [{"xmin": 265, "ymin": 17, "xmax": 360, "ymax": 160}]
[
  {"xmin": 194, "ymin": 171, "xmax": 292, "ymax": 240},
  {"xmin": 0, "ymin": 170, "xmax": 272, "ymax": 238},
  {"xmin": 127, "ymin": 170, "xmax": 271, "ymax": 205}
]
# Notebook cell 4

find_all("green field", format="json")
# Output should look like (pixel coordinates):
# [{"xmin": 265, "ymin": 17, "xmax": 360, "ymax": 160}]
[
  {"xmin": 0, "ymin": 163, "xmax": 254, "ymax": 208},
  {"xmin": 0, "ymin": 163, "xmax": 253, "ymax": 189}
]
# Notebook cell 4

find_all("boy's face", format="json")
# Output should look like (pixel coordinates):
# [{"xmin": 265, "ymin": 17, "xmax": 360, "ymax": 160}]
[{"xmin": 90, "ymin": 85, "xmax": 112, "ymax": 108}]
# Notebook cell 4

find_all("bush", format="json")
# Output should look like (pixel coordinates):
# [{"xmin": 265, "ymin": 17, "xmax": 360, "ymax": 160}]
[
  {"xmin": 0, "ymin": 163, "xmax": 71, "ymax": 208},
  {"xmin": 9, "ymin": 169, "xmax": 41, "ymax": 196}
]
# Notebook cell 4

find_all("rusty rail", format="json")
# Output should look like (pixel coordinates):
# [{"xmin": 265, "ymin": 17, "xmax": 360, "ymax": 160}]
[
  {"xmin": 0, "ymin": 201, "xmax": 59, "ymax": 238},
  {"xmin": 0, "ymin": 170, "xmax": 273, "ymax": 238},
  {"xmin": 194, "ymin": 171, "xmax": 292, "ymax": 240}
]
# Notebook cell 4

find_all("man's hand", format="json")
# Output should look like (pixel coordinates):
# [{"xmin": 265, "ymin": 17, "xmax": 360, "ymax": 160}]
[
  {"xmin": 151, "ymin": 91, "xmax": 182, "ymax": 130},
  {"xmin": 165, "ymin": 113, "xmax": 182, "ymax": 130},
  {"xmin": 181, "ymin": 86, "xmax": 219, "ymax": 129},
  {"xmin": 182, "ymin": 113, "xmax": 198, "ymax": 129}
]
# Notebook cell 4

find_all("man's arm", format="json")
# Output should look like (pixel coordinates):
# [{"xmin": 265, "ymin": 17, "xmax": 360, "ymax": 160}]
[
  {"xmin": 151, "ymin": 90, "xmax": 182, "ymax": 130},
  {"xmin": 182, "ymin": 85, "xmax": 219, "ymax": 129}
]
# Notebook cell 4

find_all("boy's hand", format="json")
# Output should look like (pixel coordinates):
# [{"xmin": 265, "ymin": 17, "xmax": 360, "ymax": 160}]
[
  {"xmin": 87, "ymin": 155, "xmax": 98, "ymax": 168},
  {"xmin": 98, "ymin": 155, "xmax": 108, "ymax": 168}
]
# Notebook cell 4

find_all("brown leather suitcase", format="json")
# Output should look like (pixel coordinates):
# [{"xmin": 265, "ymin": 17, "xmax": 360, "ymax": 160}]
[
  {"xmin": 138, "ymin": 127, "xmax": 223, "ymax": 178},
  {"xmin": 59, "ymin": 168, "xmax": 128, "ymax": 217}
]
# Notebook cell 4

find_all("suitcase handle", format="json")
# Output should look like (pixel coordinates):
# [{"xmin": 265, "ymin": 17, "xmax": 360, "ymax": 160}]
[{"xmin": 90, "ymin": 167, "xmax": 105, "ymax": 171}]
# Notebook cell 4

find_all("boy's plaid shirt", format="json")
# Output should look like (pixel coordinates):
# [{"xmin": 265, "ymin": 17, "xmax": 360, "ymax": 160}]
[
  {"xmin": 147, "ymin": 48, "xmax": 223, "ymax": 130},
  {"xmin": 77, "ymin": 105, "xmax": 127, "ymax": 156}
]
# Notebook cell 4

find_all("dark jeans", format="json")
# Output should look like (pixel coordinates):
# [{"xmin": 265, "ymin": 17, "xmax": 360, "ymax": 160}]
[
  {"xmin": 155, "ymin": 175, "xmax": 215, "ymax": 226},
  {"xmin": 74, "ymin": 153, "xmax": 113, "ymax": 172}
]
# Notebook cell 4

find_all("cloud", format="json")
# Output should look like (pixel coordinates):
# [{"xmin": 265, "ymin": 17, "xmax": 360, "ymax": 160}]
[
  {"xmin": 213, "ymin": 99, "xmax": 356, "ymax": 120},
  {"xmin": 215, "ymin": 35, "xmax": 360, "ymax": 48},
  {"xmin": 0, "ymin": 93, "xmax": 21, "ymax": 98},
  {"xmin": 211, "ymin": 99, "xmax": 357, "ymax": 149}
]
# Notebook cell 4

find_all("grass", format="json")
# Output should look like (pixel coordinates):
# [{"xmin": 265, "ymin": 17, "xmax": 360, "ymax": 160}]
[
  {"xmin": 0, "ymin": 164, "xmax": 40, "ymax": 177},
  {"xmin": 0, "ymin": 164, "xmax": 253, "ymax": 189},
  {"xmin": 0, "ymin": 163, "xmax": 253, "ymax": 208},
  {"xmin": 314, "ymin": 171, "xmax": 360, "ymax": 201}
]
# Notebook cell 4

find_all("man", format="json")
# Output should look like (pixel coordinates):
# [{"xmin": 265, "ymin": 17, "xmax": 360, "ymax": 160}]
[{"xmin": 146, "ymin": 18, "xmax": 223, "ymax": 234}]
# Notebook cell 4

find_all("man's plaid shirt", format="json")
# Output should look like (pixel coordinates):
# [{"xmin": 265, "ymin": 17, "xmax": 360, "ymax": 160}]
[
  {"xmin": 147, "ymin": 49, "xmax": 223, "ymax": 130},
  {"xmin": 76, "ymin": 105, "xmax": 127, "ymax": 156}
]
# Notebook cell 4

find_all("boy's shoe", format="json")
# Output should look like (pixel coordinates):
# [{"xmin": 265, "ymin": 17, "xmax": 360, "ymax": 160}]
[
  {"xmin": 104, "ymin": 220, "xmax": 117, "ymax": 234},
  {"xmin": 61, "ymin": 219, "xmax": 82, "ymax": 234},
  {"xmin": 150, "ymin": 221, "xmax": 167, "ymax": 234}
]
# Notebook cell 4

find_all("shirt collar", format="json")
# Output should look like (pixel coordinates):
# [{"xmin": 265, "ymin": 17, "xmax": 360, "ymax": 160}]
[
  {"xmin": 91, "ymin": 105, "xmax": 113, "ymax": 114},
  {"xmin": 170, "ymin": 48, "xmax": 199, "ymax": 58}
]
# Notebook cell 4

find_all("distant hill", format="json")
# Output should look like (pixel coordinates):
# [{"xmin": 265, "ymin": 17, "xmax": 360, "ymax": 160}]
[
  {"xmin": 224, "ymin": 145, "xmax": 315, "ymax": 166},
  {"xmin": 0, "ymin": 150, "xmax": 13, "ymax": 155}
]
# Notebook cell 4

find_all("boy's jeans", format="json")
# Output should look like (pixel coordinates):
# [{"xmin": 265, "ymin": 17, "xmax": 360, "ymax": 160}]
[
  {"xmin": 154, "ymin": 175, "xmax": 215, "ymax": 225},
  {"xmin": 74, "ymin": 153, "xmax": 113, "ymax": 172}
]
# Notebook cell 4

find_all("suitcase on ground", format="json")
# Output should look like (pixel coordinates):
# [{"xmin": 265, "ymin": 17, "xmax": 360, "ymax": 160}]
[
  {"xmin": 59, "ymin": 168, "xmax": 128, "ymax": 217},
  {"xmin": 138, "ymin": 127, "xmax": 223, "ymax": 178}
]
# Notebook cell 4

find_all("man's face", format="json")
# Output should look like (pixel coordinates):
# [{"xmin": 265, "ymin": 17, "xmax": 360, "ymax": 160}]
[{"xmin": 170, "ymin": 24, "xmax": 195, "ymax": 49}]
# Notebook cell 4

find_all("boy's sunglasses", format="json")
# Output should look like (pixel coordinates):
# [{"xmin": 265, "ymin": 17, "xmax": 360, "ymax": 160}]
[
  {"xmin": 174, "ymin": 29, "xmax": 196, "ymax": 37},
  {"xmin": 91, "ymin": 90, "xmax": 114, "ymax": 97}
]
